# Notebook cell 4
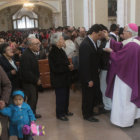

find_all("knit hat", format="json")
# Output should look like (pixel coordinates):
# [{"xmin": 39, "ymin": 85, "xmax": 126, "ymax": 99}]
[{"xmin": 12, "ymin": 90, "xmax": 24, "ymax": 98}]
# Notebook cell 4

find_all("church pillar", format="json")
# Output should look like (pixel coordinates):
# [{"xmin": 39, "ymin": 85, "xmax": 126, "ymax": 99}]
[
  {"xmin": 83, "ymin": 0, "xmax": 96, "ymax": 30},
  {"xmin": 117, "ymin": 0, "xmax": 136, "ymax": 27},
  {"xmin": 62, "ymin": 0, "xmax": 67, "ymax": 26},
  {"xmin": 66, "ymin": 0, "xmax": 74, "ymax": 26},
  {"xmin": 117, "ymin": 0, "xmax": 126, "ymax": 27},
  {"xmin": 130, "ymin": 0, "xmax": 136, "ymax": 23}
]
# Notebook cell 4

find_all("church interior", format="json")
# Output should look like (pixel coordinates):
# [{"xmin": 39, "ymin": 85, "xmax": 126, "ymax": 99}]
[{"xmin": 0, "ymin": 0, "xmax": 140, "ymax": 140}]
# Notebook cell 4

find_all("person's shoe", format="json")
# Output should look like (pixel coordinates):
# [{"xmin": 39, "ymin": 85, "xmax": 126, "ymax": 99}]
[
  {"xmin": 65, "ymin": 112, "xmax": 74, "ymax": 116},
  {"xmin": 99, "ymin": 108, "xmax": 111, "ymax": 114},
  {"xmin": 57, "ymin": 116, "xmax": 69, "ymax": 121},
  {"xmin": 35, "ymin": 114, "xmax": 42, "ymax": 119},
  {"xmin": 84, "ymin": 116, "xmax": 99, "ymax": 122}
]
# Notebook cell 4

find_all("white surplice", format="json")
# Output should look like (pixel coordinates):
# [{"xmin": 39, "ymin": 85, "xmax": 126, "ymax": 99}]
[
  {"xmin": 108, "ymin": 37, "xmax": 140, "ymax": 127},
  {"xmin": 100, "ymin": 70, "xmax": 112, "ymax": 110},
  {"xmin": 111, "ymin": 75, "xmax": 140, "ymax": 127}
]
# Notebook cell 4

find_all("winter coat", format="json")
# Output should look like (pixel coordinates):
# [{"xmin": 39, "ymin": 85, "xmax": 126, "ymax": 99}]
[
  {"xmin": 48, "ymin": 45, "xmax": 71, "ymax": 88},
  {"xmin": 0, "ymin": 102, "xmax": 36, "ymax": 138},
  {"xmin": 19, "ymin": 48, "xmax": 40, "ymax": 85}
]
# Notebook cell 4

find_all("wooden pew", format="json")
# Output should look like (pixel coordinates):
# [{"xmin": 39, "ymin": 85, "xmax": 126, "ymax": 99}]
[
  {"xmin": 38, "ymin": 59, "xmax": 51, "ymax": 88},
  {"xmin": 16, "ymin": 58, "xmax": 72, "ymax": 89}
]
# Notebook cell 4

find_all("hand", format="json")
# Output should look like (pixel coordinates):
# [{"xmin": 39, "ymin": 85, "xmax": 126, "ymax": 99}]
[
  {"xmin": 88, "ymin": 81, "xmax": 94, "ymax": 87},
  {"xmin": 31, "ymin": 121, "xmax": 35, "ymax": 125},
  {"xmin": 103, "ymin": 48, "xmax": 113, "ymax": 53},
  {"xmin": 37, "ymin": 79, "xmax": 41, "ymax": 85},
  {"xmin": 103, "ymin": 30, "xmax": 110, "ymax": 40},
  {"xmin": 0, "ymin": 100, "xmax": 5, "ymax": 109},
  {"xmin": 11, "ymin": 70, "xmax": 16, "ymax": 75},
  {"xmin": 46, "ymin": 53, "xmax": 49, "ymax": 57},
  {"xmin": 68, "ymin": 64, "xmax": 74, "ymax": 71}
]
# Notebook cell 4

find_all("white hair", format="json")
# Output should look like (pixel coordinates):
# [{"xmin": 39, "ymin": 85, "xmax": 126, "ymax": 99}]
[
  {"xmin": 27, "ymin": 34, "xmax": 37, "ymax": 46},
  {"xmin": 50, "ymin": 32, "xmax": 62, "ymax": 45},
  {"xmin": 28, "ymin": 34, "xmax": 36, "ymax": 39},
  {"xmin": 126, "ymin": 25, "xmax": 138, "ymax": 37}
]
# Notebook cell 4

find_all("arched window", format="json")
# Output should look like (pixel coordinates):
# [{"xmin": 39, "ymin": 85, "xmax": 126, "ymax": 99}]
[{"xmin": 13, "ymin": 7, "xmax": 38, "ymax": 29}]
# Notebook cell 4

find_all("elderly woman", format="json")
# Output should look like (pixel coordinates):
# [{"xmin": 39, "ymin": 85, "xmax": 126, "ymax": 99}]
[
  {"xmin": 0, "ymin": 43, "xmax": 19, "ymax": 91},
  {"xmin": 48, "ymin": 32, "xmax": 73, "ymax": 121}
]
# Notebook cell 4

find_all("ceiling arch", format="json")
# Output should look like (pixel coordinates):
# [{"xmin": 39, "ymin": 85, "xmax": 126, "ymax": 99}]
[
  {"xmin": 13, "ymin": 7, "xmax": 38, "ymax": 20},
  {"xmin": 0, "ymin": 0, "xmax": 60, "ymax": 13}
]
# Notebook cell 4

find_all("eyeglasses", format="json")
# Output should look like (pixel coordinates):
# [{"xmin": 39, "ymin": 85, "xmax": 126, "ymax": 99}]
[{"xmin": 123, "ymin": 30, "xmax": 130, "ymax": 33}]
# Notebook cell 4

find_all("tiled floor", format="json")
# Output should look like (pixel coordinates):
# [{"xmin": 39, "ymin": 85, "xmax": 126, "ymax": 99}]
[{"xmin": 10, "ymin": 89, "xmax": 140, "ymax": 140}]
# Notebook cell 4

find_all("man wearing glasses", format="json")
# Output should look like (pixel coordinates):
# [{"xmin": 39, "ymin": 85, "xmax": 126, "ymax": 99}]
[
  {"xmin": 104, "ymin": 23, "xmax": 140, "ymax": 127},
  {"xmin": 20, "ymin": 35, "xmax": 42, "ymax": 119}
]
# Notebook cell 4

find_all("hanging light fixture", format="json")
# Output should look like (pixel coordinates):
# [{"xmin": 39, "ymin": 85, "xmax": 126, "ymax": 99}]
[
  {"xmin": 23, "ymin": 3, "xmax": 34, "ymax": 11},
  {"xmin": 23, "ymin": 3, "xmax": 34, "ymax": 7}
]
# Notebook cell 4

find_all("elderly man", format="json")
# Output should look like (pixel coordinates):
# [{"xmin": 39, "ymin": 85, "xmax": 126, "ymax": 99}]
[
  {"xmin": 75, "ymin": 27, "xmax": 86, "ymax": 57},
  {"xmin": 20, "ymin": 36, "xmax": 41, "ymax": 118},
  {"xmin": 0, "ymin": 66, "xmax": 11, "ymax": 140},
  {"xmin": 73, "ymin": 27, "xmax": 86, "ymax": 70},
  {"xmin": 104, "ymin": 23, "xmax": 140, "ymax": 127}
]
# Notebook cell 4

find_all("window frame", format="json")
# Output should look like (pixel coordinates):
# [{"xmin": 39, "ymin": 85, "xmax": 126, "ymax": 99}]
[{"xmin": 12, "ymin": 15, "xmax": 38, "ymax": 29}]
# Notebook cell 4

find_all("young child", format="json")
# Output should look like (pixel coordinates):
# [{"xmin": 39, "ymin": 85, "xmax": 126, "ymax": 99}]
[{"xmin": 0, "ymin": 90, "xmax": 36, "ymax": 140}]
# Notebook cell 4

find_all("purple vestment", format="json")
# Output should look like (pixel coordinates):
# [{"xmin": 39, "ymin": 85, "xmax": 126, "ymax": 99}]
[{"xmin": 106, "ymin": 39, "xmax": 140, "ymax": 107}]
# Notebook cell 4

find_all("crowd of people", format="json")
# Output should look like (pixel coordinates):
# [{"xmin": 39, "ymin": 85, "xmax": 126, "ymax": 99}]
[{"xmin": 0, "ymin": 23, "xmax": 140, "ymax": 140}]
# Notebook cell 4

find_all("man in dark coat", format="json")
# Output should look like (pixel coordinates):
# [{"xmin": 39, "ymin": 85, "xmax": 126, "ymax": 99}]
[
  {"xmin": 20, "ymin": 36, "xmax": 41, "ymax": 118},
  {"xmin": 0, "ymin": 66, "xmax": 11, "ymax": 140},
  {"xmin": 98, "ymin": 24, "xmax": 112, "ymax": 112},
  {"xmin": 79, "ymin": 24, "xmax": 102, "ymax": 122},
  {"xmin": 109, "ymin": 24, "xmax": 119, "ymax": 41}
]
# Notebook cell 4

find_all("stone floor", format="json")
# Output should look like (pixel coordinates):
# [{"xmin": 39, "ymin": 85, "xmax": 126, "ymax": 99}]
[{"xmin": 10, "ymin": 89, "xmax": 140, "ymax": 140}]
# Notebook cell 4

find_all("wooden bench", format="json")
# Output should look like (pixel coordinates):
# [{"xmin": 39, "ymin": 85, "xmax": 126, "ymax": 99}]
[{"xmin": 16, "ymin": 58, "xmax": 72, "ymax": 88}]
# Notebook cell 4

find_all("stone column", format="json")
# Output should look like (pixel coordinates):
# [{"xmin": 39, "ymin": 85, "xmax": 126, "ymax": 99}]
[
  {"xmin": 117, "ymin": 0, "xmax": 132, "ymax": 27},
  {"xmin": 130, "ymin": 0, "xmax": 136, "ymax": 23},
  {"xmin": 62, "ymin": 0, "xmax": 67, "ymax": 26},
  {"xmin": 83, "ymin": 0, "xmax": 96, "ymax": 30},
  {"xmin": 117, "ymin": 0, "xmax": 125, "ymax": 27},
  {"xmin": 66, "ymin": 0, "xmax": 74, "ymax": 26}
]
